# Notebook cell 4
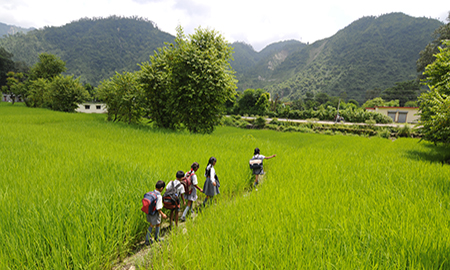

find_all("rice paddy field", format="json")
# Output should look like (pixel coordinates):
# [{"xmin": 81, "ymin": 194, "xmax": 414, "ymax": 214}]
[{"xmin": 1, "ymin": 102, "xmax": 450, "ymax": 269}]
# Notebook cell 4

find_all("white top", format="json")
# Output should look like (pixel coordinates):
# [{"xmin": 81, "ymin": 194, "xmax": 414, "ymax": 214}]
[
  {"xmin": 192, "ymin": 174, "xmax": 198, "ymax": 185},
  {"xmin": 166, "ymin": 180, "xmax": 185, "ymax": 195},
  {"xmin": 155, "ymin": 190, "xmax": 163, "ymax": 211},
  {"xmin": 205, "ymin": 164, "xmax": 216, "ymax": 183},
  {"xmin": 253, "ymin": 154, "xmax": 265, "ymax": 160}
]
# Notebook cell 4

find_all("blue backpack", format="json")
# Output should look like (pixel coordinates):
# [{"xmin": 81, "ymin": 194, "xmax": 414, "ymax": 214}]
[{"xmin": 141, "ymin": 191, "xmax": 158, "ymax": 215}]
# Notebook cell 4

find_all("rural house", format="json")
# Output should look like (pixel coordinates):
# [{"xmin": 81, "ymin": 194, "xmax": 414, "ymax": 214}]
[{"xmin": 366, "ymin": 106, "xmax": 420, "ymax": 123}]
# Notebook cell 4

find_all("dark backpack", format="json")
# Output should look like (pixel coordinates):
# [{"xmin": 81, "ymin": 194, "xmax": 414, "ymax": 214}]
[
  {"xmin": 163, "ymin": 181, "xmax": 181, "ymax": 210},
  {"xmin": 141, "ymin": 191, "xmax": 158, "ymax": 215},
  {"xmin": 182, "ymin": 170, "xmax": 194, "ymax": 195},
  {"xmin": 249, "ymin": 157, "xmax": 263, "ymax": 170}
]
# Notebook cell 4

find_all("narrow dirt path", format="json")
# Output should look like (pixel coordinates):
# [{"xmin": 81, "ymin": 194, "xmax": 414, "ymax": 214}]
[{"xmin": 113, "ymin": 199, "xmax": 205, "ymax": 270}]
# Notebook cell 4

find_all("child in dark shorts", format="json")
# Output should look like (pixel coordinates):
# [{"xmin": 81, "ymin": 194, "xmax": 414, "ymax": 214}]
[{"xmin": 145, "ymin": 180, "xmax": 167, "ymax": 245}]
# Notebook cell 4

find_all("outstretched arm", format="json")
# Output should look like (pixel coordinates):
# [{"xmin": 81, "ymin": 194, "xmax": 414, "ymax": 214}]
[
  {"xmin": 194, "ymin": 184, "xmax": 203, "ymax": 193},
  {"xmin": 264, "ymin": 154, "xmax": 276, "ymax": 159}
]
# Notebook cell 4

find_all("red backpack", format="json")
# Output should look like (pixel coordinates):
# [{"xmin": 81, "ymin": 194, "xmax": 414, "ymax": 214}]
[
  {"xmin": 141, "ymin": 191, "xmax": 158, "ymax": 215},
  {"xmin": 182, "ymin": 170, "xmax": 195, "ymax": 195}
]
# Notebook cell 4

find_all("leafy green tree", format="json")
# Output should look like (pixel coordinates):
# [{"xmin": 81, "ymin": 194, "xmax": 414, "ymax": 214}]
[
  {"xmin": 381, "ymin": 80, "xmax": 420, "ymax": 106},
  {"xmin": 169, "ymin": 26, "xmax": 237, "ymax": 133},
  {"xmin": 26, "ymin": 78, "xmax": 49, "ymax": 108},
  {"xmin": 315, "ymin": 92, "xmax": 330, "ymax": 105},
  {"xmin": 29, "ymin": 53, "xmax": 67, "ymax": 81},
  {"xmin": 362, "ymin": 97, "xmax": 386, "ymax": 108},
  {"xmin": 140, "ymin": 26, "xmax": 237, "ymax": 133},
  {"xmin": 291, "ymin": 98, "xmax": 305, "ymax": 111},
  {"xmin": 254, "ymin": 92, "xmax": 270, "ymax": 116},
  {"xmin": 238, "ymin": 88, "xmax": 266, "ymax": 115},
  {"xmin": 417, "ymin": 12, "xmax": 450, "ymax": 78},
  {"xmin": 139, "ymin": 44, "xmax": 180, "ymax": 129},
  {"xmin": 96, "ymin": 72, "xmax": 144, "ymax": 124},
  {"xmin": 1, "ymin": 72, "xmax": 26, "ymax": 104},
  {"xmin": 404, "ymin": 100, "xmax": 418, "ymax": 107},
  {"xmin": 0, "ymin": 47, "xmax": 15, "ymax": 86},
  {"xmin": 347, "ymin": 99, "xmax": 360, "ymax": 107},
  {"xmin": 47, "ymin": 75, "xmax": 90, "ymax": 112},
  {"xmin": 418, "ymin": 40, "xmax": 450, "ymax": 144},
  {"xmin": 365, "ymin": 87, "xmax": 383, "ymax": 101}
]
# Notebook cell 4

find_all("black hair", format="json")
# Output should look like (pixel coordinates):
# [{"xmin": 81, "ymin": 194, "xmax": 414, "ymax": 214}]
[
  {"xmin": 176, "ymin": 170, "xmax": 185, "ymax": 179},
  {"xmin": 191, "ymin": 162, "xmax": 200, "ymax": 170},
  {"xmin": 155, "ymin": 180, "xmax": 165, "ymax": 189},
  {"xmin": 205, "ymin": 156, "xmax": 216, "ymax": 176},
  {"xmin": 254, "ymin": 148, "xmax": 260, "ymax": 155}
]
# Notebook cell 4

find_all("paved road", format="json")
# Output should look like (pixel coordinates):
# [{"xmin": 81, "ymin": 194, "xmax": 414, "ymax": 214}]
[{"xmin": 239, "ymin": 116, "xmax": 415, "ymax": 128}]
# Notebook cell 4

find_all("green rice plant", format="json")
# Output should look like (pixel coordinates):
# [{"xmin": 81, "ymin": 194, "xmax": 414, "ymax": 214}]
[
  {"xmin": 2, "ymin": 103, "xmax": 450, "ymax": 269},
  {"xmin": 147, "ymin": 127, "xmax": 450, "ymax": 269}
]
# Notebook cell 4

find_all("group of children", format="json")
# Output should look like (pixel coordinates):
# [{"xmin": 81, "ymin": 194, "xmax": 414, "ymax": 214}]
[{"xmin": 144, "ymin": 149, "xmax": 275, "ymax": 245}]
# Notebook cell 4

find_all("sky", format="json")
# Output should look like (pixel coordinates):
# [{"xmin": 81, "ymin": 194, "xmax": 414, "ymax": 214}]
[{"xmin": 0, "ymin": 0, "xmax": 448, "ymax": 51}]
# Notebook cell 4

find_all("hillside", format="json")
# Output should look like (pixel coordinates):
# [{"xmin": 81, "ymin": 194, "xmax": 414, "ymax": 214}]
[
  {"xmin": 260, "ymin": 13, "xmax": 443, "ymax": 103},
  {"xmin": 0, "ymin": 16, "xmax": 175, "ymax": 85},
  {"xmin": 0, "ymin": 22, "xmax": 35, "ymax": 37},
  {"xmin": 230, "ymin": 40, "xmax": 307, "ymax": 91},
  {"xmin": 0, "ymin": 13, "xmax": 443, "ymax": 103}
]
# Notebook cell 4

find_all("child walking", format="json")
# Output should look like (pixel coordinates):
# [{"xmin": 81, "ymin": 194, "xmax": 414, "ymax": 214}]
[
  {"xmin": 180, "ymin": 162, "xmax": 203, "ymax": 221},
  {"xmin": 165, "ymin": 171, "xmax": 186, "ymax": 228},
  {"xmin": 202, "ymin": 157, "xmax": 220, "ymax": 206},
  {"xmin": 251, "ymin": 148, "xmax": 276, "ymax": 190},
  {"xmin": 145, "ymin": 180, "xmax": 167, "ymax": 245}
]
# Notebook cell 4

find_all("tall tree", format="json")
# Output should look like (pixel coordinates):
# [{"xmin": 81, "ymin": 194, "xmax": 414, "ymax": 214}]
[
  {"xmin": 29, "ymin": 53, "xmax": 67, "ymax": 81},
  {"xmin": 139, "ymin": 44, "xmax": 180, "ymax": 129},
  {"xmin": 381, "ymin": 80, "xmax": 420, "ymax": 106},
  {"xmin": 0, "ymin": 47, "xmax": 15, "ymax": 86},
  {"xmin": 1, "ymin": 71, "xmax": 26, "ymax": 104},
  {"xmin": 418, "ymin": 40, "xmax": 450, "ymax": 145},
  {"xmin": 417, "ymin": 12, "xmax": 450, "ymax": 78},
  {"xmin": 47, "ymin": 75, "xmax": 90, "ymax": 112},
  {"xmin": 96, "ymin": 72, "xmax": 144, "ymax": 124},
  {"xmin": 140, "ymin": 26, "xmax": 237, "ymax": 133}
]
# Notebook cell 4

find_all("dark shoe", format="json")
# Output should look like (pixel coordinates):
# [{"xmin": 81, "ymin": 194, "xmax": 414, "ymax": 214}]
[
  {"xmin": 145, "ymin": 240, "xmax": 152, "ymax": 246},
  {"xmin": 180, "ymin": 216, "xmax": 186, "ymax": 222}
]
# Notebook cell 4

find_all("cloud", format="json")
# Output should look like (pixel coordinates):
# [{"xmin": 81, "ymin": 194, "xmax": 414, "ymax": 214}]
[
  {"xmin": 173, "ymin": 0, "xmax": 210, "ymax": 17},
  {"xmin": 130, "ymin": 0, "xmax": 163, "ymax": 3}
]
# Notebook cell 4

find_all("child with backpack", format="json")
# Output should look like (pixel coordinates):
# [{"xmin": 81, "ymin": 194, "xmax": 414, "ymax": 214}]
[
  {"xmin": 202, "ymin": 157, "xmax": 220, "ymax": 206},
  {"xmin": 163, "ymin": 171, "xmax": 186, "ymax": 228},
  {"xmin": 250, "ymin": 148, "xmax": 276, "ymax": 190},
  {"xmin": 180, "ymin": 162, "xmax": 203, "ymax": 222},
  {"xmin": 143, "ymin": 180, "xmax": 167, "ymax": 245}
]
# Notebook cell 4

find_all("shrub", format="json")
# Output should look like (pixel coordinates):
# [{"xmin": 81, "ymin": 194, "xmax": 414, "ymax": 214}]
[
  {"xmin": 222, "ymin": 116, "xmax": 234, "ymax": 126},
  {"xmin": 284, "ymin": 126, "xmax": 298, "ymax": 132},
  {"xmin": 378, "ymin": 129, "xmax": 391, "ymax": 139},
  {"xmin": 254, "ymin": 116, "xmax": 266, "ymax": 129},
  {"xmin": 398, "ymin": 124, "xmax": 412, "ymax": 137}
]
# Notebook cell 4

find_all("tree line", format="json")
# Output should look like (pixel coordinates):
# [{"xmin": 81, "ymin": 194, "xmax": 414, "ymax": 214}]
[{"xmin": 1, "ymin": 13, "xmax": 449, "ymax": 143}]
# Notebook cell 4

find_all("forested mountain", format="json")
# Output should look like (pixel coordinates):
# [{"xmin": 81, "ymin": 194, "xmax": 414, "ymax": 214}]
[
  {"xmin": 230, "ymin": 40, "xmax": 307, "ymax": 91},
  {"xmin": 243, "ymin": 13, "xmax": 443, "ymax": 103},
  {"xmin": 0, "ymin": 22, "xmax": 35, "ymax": 37},
  {"xmin": 0, "ymin": 13, "xmax": 444, "ymax": 103},
  {"xmin": 0, "ymin": 16, "xmax": 174, "ymax": 85}
]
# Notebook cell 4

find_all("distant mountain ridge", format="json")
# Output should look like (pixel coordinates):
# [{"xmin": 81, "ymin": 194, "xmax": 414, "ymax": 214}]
[
  {"xmin": 0, "ymin": 22, "xmax": 35, "ymax": 37},
  {"xmin": 0, "ymin": 13, "xmax": 444, "ymax": 103},
  {"xmin": 232, "ymin": 13, "xmax": 443, "ymax": 103},
  {"xmin": 0, "ymin": 16, "xmax": 174, "ymax": 85}
]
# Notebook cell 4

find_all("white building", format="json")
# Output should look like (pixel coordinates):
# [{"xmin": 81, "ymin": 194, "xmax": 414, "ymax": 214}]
[{"xmin": 76, "ymin": 103, "xmax": 107, "ymax": 114}]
